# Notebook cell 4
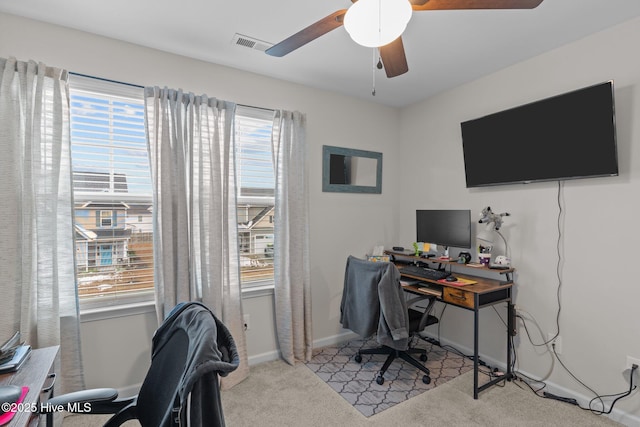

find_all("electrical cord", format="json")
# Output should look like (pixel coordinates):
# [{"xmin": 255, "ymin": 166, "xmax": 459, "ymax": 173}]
[
  {"xmin": 585, "ymin": 364, "xmax": 637, "ymax": 415},
  {"xmin": 514, "ymin": 181, "xmax": 564, "ymax": 349},
  {"xmin": 516, "ymin": 343, "xmax": 639, "ymax": 415},
  {"xmin": 544, "ymin": 180, "xmax": 564, "ymax": 345},
  {"xmin": 550, "ymin": 343, "xmax": 638, "ymax": 415}
]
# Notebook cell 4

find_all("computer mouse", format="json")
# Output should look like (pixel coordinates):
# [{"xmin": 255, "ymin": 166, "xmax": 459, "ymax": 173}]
[{"xmin": 445, "ymin": 276, "xmax": 458, "ymax": 282}]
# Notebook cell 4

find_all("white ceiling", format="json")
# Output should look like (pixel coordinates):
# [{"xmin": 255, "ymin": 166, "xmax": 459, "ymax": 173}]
[{"xmin": 2, "ymin": 0, "xmax": 640, "ymax": 107}]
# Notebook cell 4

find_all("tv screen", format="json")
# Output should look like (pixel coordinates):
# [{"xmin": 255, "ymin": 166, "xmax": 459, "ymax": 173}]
[
  {"xmin": 416, "ymin": 210, "xmax": 471, "ymax": 249},
  {"xmin": 460, "ymin": 81, "xmax": 618, "ymax": 188}
]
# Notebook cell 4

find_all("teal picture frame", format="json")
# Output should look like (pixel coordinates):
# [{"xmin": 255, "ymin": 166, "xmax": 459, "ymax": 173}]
[{"xmin": 322, "ymin": 145, "xmax": 382, "ymax": 194}]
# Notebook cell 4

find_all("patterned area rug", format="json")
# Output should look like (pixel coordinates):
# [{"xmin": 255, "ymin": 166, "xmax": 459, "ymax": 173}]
[{"xmin": 305, "ymin": 337, "xmax": 473, "ymax": 417}]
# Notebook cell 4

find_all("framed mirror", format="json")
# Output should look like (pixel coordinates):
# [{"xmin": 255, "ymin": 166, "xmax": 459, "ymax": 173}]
[{"xmin": 322, "ymin": 145, "xmax": 382, "ymax": 194}]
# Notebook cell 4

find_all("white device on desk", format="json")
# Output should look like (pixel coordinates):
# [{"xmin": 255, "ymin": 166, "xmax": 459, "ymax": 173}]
[
  {"xmin": 490, "ymin": 255, "xmax": 511, "ymax": 269},
  {"xmin": 372, "ymin": 246, "xmax": 384, "ymax": 256}
]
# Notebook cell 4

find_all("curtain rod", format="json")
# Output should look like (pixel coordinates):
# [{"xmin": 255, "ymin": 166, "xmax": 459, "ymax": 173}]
[
  {"xmin": 69, "ymin": 71, "xmax": 275, "ymax": 112},
  {"xmin": 69, "ymin": 71, "xmax": 144, "ymax": 89}
]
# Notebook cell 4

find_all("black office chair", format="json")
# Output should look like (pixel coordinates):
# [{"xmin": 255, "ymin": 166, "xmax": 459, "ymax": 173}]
[
  {"xmin": 340, "ymin": 256, "xmax": 438, "ymax": 385},
  {"xmin": 43, "ymin": 301, "xmax": 239, "ymax": 427}
]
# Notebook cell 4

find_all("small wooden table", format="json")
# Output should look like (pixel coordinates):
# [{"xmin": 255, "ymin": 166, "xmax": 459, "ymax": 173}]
[{"xmin": 0, "ymin": 346, "xmax": 59, "ymax": 427}]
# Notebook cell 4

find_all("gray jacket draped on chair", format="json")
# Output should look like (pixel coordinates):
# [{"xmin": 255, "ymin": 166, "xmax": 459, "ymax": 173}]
[{"xmin": 340, "ymin": 256, "xmax": 410, "ymax": 350}]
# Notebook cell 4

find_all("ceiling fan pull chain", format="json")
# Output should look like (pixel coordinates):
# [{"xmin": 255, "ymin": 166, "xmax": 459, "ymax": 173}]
[{"xmin": 372, "ymin": 48, "xmax": 376, "ymax": 96}]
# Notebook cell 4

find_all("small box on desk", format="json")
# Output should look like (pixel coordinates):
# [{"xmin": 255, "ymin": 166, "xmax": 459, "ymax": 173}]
[{"xmin": 367, "ymin": 255, "xmax": 390, "ymax": 263}]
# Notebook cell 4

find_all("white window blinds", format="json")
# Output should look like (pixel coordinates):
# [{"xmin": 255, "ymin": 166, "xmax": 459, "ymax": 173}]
[
  {"xmin": 235, "ymin": 106, "xmax": 276, "ymax": 288},
  {"xmin": 69, "ymin": 75, "xmax": 154, "ymax": 307}
]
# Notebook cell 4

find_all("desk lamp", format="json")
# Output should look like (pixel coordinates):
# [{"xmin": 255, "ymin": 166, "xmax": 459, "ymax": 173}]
[{"xmin": 477, "ymin": 206, "xmax": 511, "ymax": 265}]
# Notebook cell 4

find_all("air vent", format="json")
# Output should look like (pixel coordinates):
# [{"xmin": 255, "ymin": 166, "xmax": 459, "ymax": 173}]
[{"xmin": 231, "ymin": 34, "xmax": 273, "ymax": 52}]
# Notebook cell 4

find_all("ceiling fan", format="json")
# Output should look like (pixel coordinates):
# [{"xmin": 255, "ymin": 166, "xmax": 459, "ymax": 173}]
[{"xmin": 265, "ymin": 0, "xmax": 544, "ymax": 78}]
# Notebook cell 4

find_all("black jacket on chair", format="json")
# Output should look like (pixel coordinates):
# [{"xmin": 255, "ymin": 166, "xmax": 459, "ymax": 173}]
[
  {"xmin": 43, "ymin": 301, "xmax": 239, "ymax": 427},
  {"xmin": 140, "ymin": 301, "xmax": 240, "ymax": 427}
]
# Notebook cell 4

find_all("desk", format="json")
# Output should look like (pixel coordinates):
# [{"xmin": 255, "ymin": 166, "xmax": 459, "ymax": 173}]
[
  {"xmin": 387, "ymin": 250, "xmax": 515, "ymax": 399},
  {"xmin": 0, "ymin": 346, "xmax": 59, "ymax": 427}
]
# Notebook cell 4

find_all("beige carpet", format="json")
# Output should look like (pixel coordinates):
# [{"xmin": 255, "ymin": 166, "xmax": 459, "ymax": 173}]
[{"xmin": 63, "ymin": 359, "xmax": 622, "ymax": 426}]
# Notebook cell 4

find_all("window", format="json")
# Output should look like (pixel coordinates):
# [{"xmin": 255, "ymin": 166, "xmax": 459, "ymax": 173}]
[
  {"xmin": 235, "ymin": 106, "xmax": 276, "ymax": 289},
  {"xmin": 97, "ymin": 210, "xmax": 115, "ymax": 227},
  {"xmin": 69, "ymin": 75, "xmax": 154, "ymax": 308},
  {"xmin": 69, "ymin": 76, "xmax": 274, "ymax": 307}
]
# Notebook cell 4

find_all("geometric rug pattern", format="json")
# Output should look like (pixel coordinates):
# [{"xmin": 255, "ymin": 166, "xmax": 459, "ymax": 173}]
[{"xmin": 305, "ymin": 336, "xmax": 474, "ymax": 417}]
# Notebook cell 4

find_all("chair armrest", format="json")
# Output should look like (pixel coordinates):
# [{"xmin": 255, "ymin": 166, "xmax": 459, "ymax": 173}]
[{"xmin": 44, "ymin": 388, "xmax": 127, "ymax": 414}]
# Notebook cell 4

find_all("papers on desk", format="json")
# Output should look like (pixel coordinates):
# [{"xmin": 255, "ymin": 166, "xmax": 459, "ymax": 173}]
[
  {"xmin": 401, "ymin": 279, "xmax": 442, "ymax": 297},
  {"xmin": 437, "ymin": 278, "xmax": 478, "ymax": 286},
  {"xmin": 0, "ymin": 345, "xmax": 31, "ymax": 374},
  {"xmin": 400, "ymin": 278, "xmax": 420, "ymax": 286}
]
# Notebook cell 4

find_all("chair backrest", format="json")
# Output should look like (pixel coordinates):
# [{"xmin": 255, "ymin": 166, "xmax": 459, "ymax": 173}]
[
  {"xmin": 340, "ymin": 256, "xmax": 383, "ymax": 337},
  {"xmin": 136, "ymin": 302, "xmax": 239, "ymax": 427},
  {"xmin": 340, "ymin": 256, "xmax": 410, "ymax": 350}
]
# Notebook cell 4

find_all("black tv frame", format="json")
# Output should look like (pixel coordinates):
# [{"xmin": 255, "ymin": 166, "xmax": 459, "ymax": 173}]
[{"xmin": 460, "ymin": 81, "xmax": 618, "ymax": 188}]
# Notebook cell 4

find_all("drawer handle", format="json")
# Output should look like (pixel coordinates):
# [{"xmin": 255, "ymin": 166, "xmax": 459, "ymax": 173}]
[
  {"xmin": 449, "ymin": 294, "xmax": 467, "ymax": 301},
  {"xmin": 42, "ymin": 373, "xmax": 56, "ymax": 393}
]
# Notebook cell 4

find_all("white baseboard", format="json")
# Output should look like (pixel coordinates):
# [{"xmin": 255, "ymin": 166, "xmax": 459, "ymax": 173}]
[
  {"xmin": 419, "ymin": 332, "xmax": 640, "ymax": 427},
  {"xmin": 247, "ymin": 350, "xmax": 280, "ymax": 365},
  {"xmin": 246, "ymin": 331, "xmax": 358, "ymax": 366},
  {"xmin": 313, "ymin": 331, "xmax": 358, "ymax": 349}
]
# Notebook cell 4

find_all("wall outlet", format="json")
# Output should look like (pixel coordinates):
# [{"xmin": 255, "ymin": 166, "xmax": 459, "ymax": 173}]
[
  {"xmin": 243, "ymin": 314, "xmax": 250, "ymax": 331},
  {"xmin": 625, "ymin": 356, "xmax": 640, "ymax": 371},
  {"xmin": 548, "ymin": 333, "xmax": 562, "ymax": 355}
]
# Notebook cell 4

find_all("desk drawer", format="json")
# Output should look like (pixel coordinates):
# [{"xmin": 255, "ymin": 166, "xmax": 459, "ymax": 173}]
[{"xmin": 443, "ymin": 287, "xmax": 475, "ymax": 309}]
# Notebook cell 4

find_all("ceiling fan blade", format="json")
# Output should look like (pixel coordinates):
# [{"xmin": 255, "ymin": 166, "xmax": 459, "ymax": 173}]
[
  {"xmin": 379, "ymin": 37, "xmax": 408, "ymax": 78},
  {"xmin": 265, "ymin": 9, "xmax": 348, "ymax": 57},
  {"xmin": 411, "ymin": 0, "xmax": 543, "ymax": 11}
]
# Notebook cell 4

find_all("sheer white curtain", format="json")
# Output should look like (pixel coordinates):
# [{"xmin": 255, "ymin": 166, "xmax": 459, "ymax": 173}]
[
  {"xmin": 271, "ymin": 110, "xmax": 312, "ymax": 364},
  {"xmin": 144, "ymin": 87, "xmax": 248, "ymax": 388},
  {"xmin": 0, "ymin": 57, "xmax": 84, "ymax": 393}
]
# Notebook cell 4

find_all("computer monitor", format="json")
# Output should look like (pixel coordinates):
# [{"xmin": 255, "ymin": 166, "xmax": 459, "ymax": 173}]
[{"xmin": 416, "ymin": 210, "xmax": 471, "ymax": 257}]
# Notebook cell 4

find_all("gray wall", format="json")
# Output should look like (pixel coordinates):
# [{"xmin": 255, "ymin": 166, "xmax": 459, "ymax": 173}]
[
  {"xmin": 399, "ymin": 16, "xmax": 640, "ymax": 425},
  {"xmin": 2, "ymin": 11, "xmax": 640, "ymax": 425},
  {"xmin": 0, "ymin": 10, "xmax": 401, "ymax": 390}
]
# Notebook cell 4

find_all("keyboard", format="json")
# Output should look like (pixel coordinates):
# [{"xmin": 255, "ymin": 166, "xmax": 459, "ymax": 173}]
[{"xmin": 399, "ymin": 264, "xmax": 449, "ymax": 281}]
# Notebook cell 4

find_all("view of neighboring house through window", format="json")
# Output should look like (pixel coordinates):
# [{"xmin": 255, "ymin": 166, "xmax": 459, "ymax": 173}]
[
  {"xmin": 69, "ymin": 76, "xmax": 276, "ymax": 308},
  {"xmin": 69, "ymin": 75, "xmax": 153, "ymax": 308},
  {"xmin": 235, "ymin": 106, "xmax": 276, "ymax": 289}
]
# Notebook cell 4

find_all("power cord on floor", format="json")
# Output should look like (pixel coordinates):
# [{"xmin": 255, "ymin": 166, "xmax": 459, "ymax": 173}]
[
  {"xmin": 584, "ymin": 363, "xmax": 637, "ymax": 415},
  {"xmin": 513, "ymin": 342, "xmax": 638, "ymax": 416},
  {"xmin": 542, "ymin": 360, "xmax": 638, "ymax": 416}
]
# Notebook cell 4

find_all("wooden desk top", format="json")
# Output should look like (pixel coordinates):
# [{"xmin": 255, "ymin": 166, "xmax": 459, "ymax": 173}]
[
  {"xmin": 0, "ymin": 346, "xmax": 59, "ymax": 427},
  {"xmin": 401, "ymin": 270, "xmax": 512, "ymax": 295}
]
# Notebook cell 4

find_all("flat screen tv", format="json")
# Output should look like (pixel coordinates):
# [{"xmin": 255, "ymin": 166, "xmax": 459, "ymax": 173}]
[{"xmin": 460, "ymin": 81, "xmax": 618, "ymax": 188}]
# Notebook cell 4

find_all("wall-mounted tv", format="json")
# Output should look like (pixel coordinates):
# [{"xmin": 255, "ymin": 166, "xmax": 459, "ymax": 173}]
[{"xmin": 460, "ymin": 81, "xmax": 618, "ymax": 188}]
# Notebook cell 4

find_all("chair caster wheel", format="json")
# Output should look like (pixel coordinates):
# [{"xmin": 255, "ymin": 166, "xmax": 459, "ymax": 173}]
[
  {"xmin": 376, "ymin": 375, "xmax": 385, "ymax": 385},
  {"xmin": 420, "ymin": 354, "xmax": 427, "ymax": 362},
  {"xmin": 422, "ymin": 375, "xmax": 431, "ymax": 384},
  {"xmin": 354, "ymin": 354, "xmax": 362, "ymax": 363}
]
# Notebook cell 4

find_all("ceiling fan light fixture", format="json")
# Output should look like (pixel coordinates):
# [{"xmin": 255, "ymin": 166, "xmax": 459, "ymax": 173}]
[{"xmin": 344, "ymin": 0, "xmax": 412, "ymax": 48}]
